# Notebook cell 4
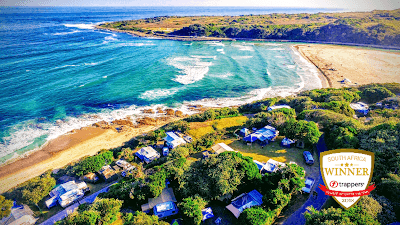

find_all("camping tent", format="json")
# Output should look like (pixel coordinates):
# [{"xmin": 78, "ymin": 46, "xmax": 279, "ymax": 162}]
[
  {"xmin": 202, "ymin": 207, "xmax": 214, "ymax": 221},
  {"xmin": 281, "ymin": 137, "xmax": 295, "ymax": 148}
]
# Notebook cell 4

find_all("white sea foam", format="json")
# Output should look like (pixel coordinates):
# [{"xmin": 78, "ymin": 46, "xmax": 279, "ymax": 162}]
[
  {"xmin": 105, "ymin": 36, "xmax": 117, "ymax": 41},
  {"xmin": 120, "ymin": 43, "xmax": 156, "ymax": 47},
  {"xmin": 205, "ymin": 41, "xmax": 225, "ymax": 47},
  {"xmin": 190, "ymin": 55, "xmax": 217, "ymax": 59},
  {"xmin": 64, "ymin": 23, "xmax": 96, "ymax": 29},
  {"xmin": 286, "ymin": 65, "xmax": 296, "ymax": 69},
  {"xmin": 232, "ymin": 56, "xmax": 253, "ymax": 59},
  {"xmin": 263, "ymin": 43, "xmax": 283, "ymax": 46},
  {"xmin": 183, "ymin": 43, "xmax": 193, "ymax": 45},
  {"xmin": 268, "ymin": 48, "xmax": 285, "ymax": 51},
  {"xmin": 169, "ymin": 56, "xmax": 214, "ymax": 85},
  {"xmin": 232, "ymin": 44, "xmax": 254, "ymax": 51},
  {"xmin": 102, "ymin": 76, "xmax": 108, "ymax": 78},
  {"xmin": 84, "ymin": 62, "xmax": 98, "ymax": 66},
  {"xmin": 53, "ymin": 30, "xmax": 80, "ymax": 36},
  {"xmin": 216, "ymin": 49, "xmax": 225, "ymax": 54},
  {"xmin": 139, "ymin": 87, "xmax": 181, "ymax": 100},
  {"xmin": 0, "ymin": 104, "xmax": 199, "ymax": 161}
]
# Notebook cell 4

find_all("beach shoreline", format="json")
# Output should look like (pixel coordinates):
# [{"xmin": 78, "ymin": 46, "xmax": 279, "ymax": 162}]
[
  {"xmin": 0, "ymin": 115, "xmax": 183, "ymax": 193},
  {"xmin": 1, "ymin": 39, "xmax": 399, "ymax": 194}
]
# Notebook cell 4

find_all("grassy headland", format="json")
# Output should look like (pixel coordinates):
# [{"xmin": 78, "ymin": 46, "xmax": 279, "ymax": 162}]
[{"xmin": 98, "ymin": 9, "xmax": 400, "ymax": 47}]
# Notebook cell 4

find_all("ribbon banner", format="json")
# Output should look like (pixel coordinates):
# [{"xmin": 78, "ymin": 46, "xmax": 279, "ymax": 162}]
[{"xmin": 319, "ymin": 184, "xmax": 376, "ymax": 197}]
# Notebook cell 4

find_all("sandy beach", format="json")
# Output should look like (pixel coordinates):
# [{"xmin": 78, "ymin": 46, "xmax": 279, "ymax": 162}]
[
  {"xmin": 1, "ymin": 43, "xmax": 399, "ymax": 194},
  {"xmin": 0, "ymin": 116, "xmax": 181, "ymax": 194},
  {"xmin": 295, "ymin": 44, "xmax": 400, "ymax": 88}
]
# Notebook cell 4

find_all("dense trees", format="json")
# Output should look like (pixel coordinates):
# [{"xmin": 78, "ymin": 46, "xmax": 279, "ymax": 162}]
[
  {"xmin": 239, "ymin": 207, "xmax": 274, "ymax": 225},
  {"xmin": 74, "ymin": 151, "xmax": 114, "ymax": 176},
  {"xmin": 305, "ymin": 196, "xmax": 387, "ymax": 225},
  {"xmin": 122, "ymin": 211, "xmax": 169, "ymax": 225},
  {"xmin": 179, "ymin": 195, "xmax": 207, "ymax": 225},
  {"xmin": 20, "ymin": 172, "xmax": 56, "ymax": 207},
  {"xmin": 179, "ymin": 152, "xmax": 260, "ymax": 199},
  {"xmin": 57, "ymin": 198, "xmax": 123, "ymax": 225},
  {"xmin": 282, "ymin": 119, "xmax": 321, "ymax": 146},
  {"xmin": 0, "ymin": 195, "xmax": 13, "ymax": 219}
]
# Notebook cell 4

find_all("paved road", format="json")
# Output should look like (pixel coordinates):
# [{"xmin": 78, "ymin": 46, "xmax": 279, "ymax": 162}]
[
  {"xmin": 282, "ymin": 135, "xmax": 329, "ymax": 225},
  {"xmin": 40, "ymin": 182, "xmax": 116, "ymax": 225}
]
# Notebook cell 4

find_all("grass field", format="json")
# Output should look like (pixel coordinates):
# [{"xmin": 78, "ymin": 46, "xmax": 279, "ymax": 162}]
[{"xmin": 188, "ymin": 116, "xmax": 248, "ymax": 139}]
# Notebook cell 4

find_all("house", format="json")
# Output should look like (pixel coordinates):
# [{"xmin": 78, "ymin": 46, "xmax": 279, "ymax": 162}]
[
  {"xmin": 136, "ymin": 146, "xmax": 160, "ymax": 164},
  {"xmin": 141, "ymin": 188, "xmax": 178, "ymax": 218},
  {"xmin": 211, "ymin": 143, "xmax": 235, "ymax": 155},
  {"xmin": 98, "ymin": 165, "xmax": 118, "ymax": 181},
  {"xmin": 267, "ymin": 105, "xmax": 291, "ymax": 111},
  {"xmin": 239, "ymin": 128, "xmax": 250, "ymax": 137},
  {"xmin": 164, "ymin": 132, "xmax": 186, "ymax": 149},
  {"xmin": 154, "ymin": 201, "xmax": 179, "ymax": 219},
  {"xmin": 244, "ymin": 125, "xmax": 279, "ymax": 144},
  {"xmin": 226, "ymin": 190, "xmax": 263, "ymax": 218},
  {"xmin": 83, "ymin": 172, "xmax": 99, "ymax": 183},
  {"xmin": 262, "ymin": 159, "xmax": 286, "ymax": 173},
  {"xmin": 350, "ymin": 102, "xmax": 369, "ymax": 115},
  {"xmin": 46, "ymin": 181, "xmax": 89, "ymax": 208},
  {"xmin": 0, "ymin": 203, "xmax": 37, "ymax": 225},
  {"xmin": 116, "ymin": 159, "xmax": 135, "ymax": 171},
  {"xmin": 280, "ymin": 137, "xmax": 296, "ymax": 148}
]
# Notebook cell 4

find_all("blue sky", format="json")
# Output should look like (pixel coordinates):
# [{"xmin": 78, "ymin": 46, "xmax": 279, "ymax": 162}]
[{"xmin": 0, "ymin": 0, "xmax": 399, "ymax": 11}]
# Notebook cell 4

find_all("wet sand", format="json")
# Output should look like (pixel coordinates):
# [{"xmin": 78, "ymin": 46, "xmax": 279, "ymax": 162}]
[{"xmin": 295, "ymin": 44, "xmax": 400, "ymax": 88}]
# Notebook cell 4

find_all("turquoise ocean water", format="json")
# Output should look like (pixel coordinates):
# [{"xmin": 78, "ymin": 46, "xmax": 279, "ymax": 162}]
[{"xmin": 0, "ymin": 7, "xmax": 339, "ymax": 163}]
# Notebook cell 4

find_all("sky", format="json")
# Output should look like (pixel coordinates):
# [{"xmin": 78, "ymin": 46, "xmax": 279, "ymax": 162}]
[{"xmin": 0, "ymin": 0, "xmax": 399, "ymax": 11}]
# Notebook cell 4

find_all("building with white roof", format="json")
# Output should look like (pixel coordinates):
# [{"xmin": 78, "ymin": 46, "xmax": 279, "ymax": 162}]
[
  {"xmin": 46, "ymin": 181, "xmax": 89, "ymax": 208},
  {"xmin": 164, "ymin": 132, "xmax": 186, "ymax": 149},
  {"xmin": 135, "ymin": 146, "xmax": 160, "ymax": 164}
]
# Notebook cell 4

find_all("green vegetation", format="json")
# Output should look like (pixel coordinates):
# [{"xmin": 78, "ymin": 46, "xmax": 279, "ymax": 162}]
[
  {"xmin": 122, "ymin": 211, "xmax": 169, "ymax": 225},
  {"xmin": 5, "ymin": 82, "xmax": 400, "ymax": 224},
  {"xmin": 0, "ymin": 195, "xmax": 13, "ymax": 219},
  {"xmin": 73, "ymin": 150, "xmax": 114, "ymax": 176},
  {"xmin": 56, "ymin": 198, "xmax": 123, "ymax": 225},
  {"xmin": 305, "ymin": 196, "xmax": 392, "ymax": 225},
  {"xmin": 101, "ymin": 9, "xmax": 400, "ymax": 47},
  {"xmin": 179, "ymin": 195, "xmax": 208, "ymax": 225}
]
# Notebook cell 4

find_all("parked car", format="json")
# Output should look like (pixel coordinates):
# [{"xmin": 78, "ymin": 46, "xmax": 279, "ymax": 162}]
[
  {"xmin": 302, "ymin": 177, "xmax": 315, "ymax": 193},
  {"xmin": 303, "ymin": 151, "xmax": 314, "ymax": 165}
]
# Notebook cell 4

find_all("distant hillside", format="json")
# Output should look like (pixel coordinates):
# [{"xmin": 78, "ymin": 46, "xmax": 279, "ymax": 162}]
[{"xmin": 100, "ymin": 9, "xmax": 400, "ymax": 47}]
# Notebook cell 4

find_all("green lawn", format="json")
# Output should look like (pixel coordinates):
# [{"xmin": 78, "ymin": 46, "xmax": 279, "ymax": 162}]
[{"xmin": 226, "ymin": 136, "xmax": 318, "ymax": 175}]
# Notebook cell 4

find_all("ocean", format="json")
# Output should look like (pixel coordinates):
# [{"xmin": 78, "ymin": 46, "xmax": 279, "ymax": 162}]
[{"xmin": 0, "ymin": 6, "xmax": 339, "ymax": 163}]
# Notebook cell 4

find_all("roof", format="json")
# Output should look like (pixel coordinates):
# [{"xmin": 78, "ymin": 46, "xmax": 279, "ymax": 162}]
[
  {"xmin": 164, "ymin": 132, "xmax": 182, "ymax": 143},
  {"xmin": 136, "ymin": 146, "xmax": 159, "ymax": 160},
  {"xmin": 253, "ymin": 160, "xmax": 265, "ymax": 171},
  {"xmin": 226, "ymin": 190, "xmax": 263, "ymax": 218},
  {"xmin": 263, "ymin": 159, "xmax": 286, "ymax": 173},
  {"xmin": 211, "ymin": 143, "xmax": 235, "ymax": 154},
  {"xmin": 50, "ymin": 181, "xmax": 81, "ymax": 198},
  {"xmin": 141, "ymin": 188, "xmax": 177, "ymax": 212},
  {"xmin": 0, "ymin": 204, "xmax": 36, "ymax": 225},
  {"xmin": 244, "ymin": 134, "xmax": 258, "ymax": 142},
  {"xmin": 154, "ymin": 201, "xmax": 176, "ymax": 213},
  {"xmin": 83, "ymin": 173, "xmax": 98, "ymax": 180}
]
